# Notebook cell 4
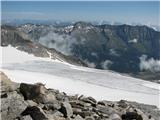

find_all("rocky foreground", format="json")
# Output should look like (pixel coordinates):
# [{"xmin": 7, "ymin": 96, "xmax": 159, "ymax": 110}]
[{"xmin": 0, "ymin": 72, "xmax": 160, "ymax": 120}]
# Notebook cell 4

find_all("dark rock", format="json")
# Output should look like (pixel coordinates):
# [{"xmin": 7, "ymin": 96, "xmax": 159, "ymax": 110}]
[
  {"xmin": 70, "ymin": 100, "xmax": 91, "ymax": 109},
  {"xmin": 117, "ymin": 100, "xmax": 128, "ymax": 108},
  {"xmin": 1, "ymin": 93, "xmax": 8, "ymax": 98},
  {"xmin": 79, "ymin": 96, "xmax": 97, "ymax": 107},
  {"xmin": 21, "ymin": 106, "xmax": 48, "ymax": 120},
  {"xmin": 121, "ymin": 112, "xmax": 143, "ymax": 120},
  {"xmin": 20, "ymin": 83, "xmax": 56, "ymax": 103}
]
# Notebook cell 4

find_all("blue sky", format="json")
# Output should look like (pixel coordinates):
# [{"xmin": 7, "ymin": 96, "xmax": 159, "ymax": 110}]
[{"xmin": 2, "ymin": 1, "xmax": 160, "ymax": 25}]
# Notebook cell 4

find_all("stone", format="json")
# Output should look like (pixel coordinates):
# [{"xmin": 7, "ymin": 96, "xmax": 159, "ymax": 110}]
[
  {"xmin": 121, "ymin": 112, "xmax": 143, "ymax": 120},
  {"xmin": 79, "ymin": 96, "xmax": 97, "ymax": 107},
  {"xmin": 85, "ymin": 116, "xmax": 95, "ymax": 120},
  {"xmin": 95, "ymin": 105, "xmax": 117, "ymax": 115},
  {"xmin": 74, "ymin": 115, "xmax": 84, "ymax": 120},
  {"xmin": 117, "ymin": 100, "xmax": 128, "ymax": 108},
  {"xmin": 0, "ymin": 72, "xmax": 19, "ymax": 92},
  {"xmin": 1, "ymin": 91, "xmax": 28, "ymax": 120},
  {"xmin": 21, "ymin": 115, "xmax": 33, "ymax": 120},
  {"xmin": 20, "ymin": 83, "xmax": 47, "ymax": 99},
  {"xmin": 59, "ymin": 102, "xmax": 73, "ymax": 118},
  {"xmin": 109, "ymin": 113, "xmax": 122, "ymax": 120},
  {"xmin": 20, "ymin": 83, "xmax": 56, "ymax": 103},
  {"xmin": 26, "ymin": 100, "xmax": 38, "ymax": 106},
  {"xmin": 70, "ymin": 100, "xmax": 91, "ymax": 109},
  {"xmin": 43, "ymin": 101, "xmax": 61, "ymax": 111},
  {"xmin": 72, "ymin": 108, "xmax": 82, "ymax": 114},
  {"xmin": 21, "ymin": 106, "xmax": 48, "ymax": 120}
]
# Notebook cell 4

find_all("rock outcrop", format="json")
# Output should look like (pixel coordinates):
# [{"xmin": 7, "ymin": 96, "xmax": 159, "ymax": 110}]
[{"xmin": 1, "ymin": 72, "xmax": 160, "ymax": 120}]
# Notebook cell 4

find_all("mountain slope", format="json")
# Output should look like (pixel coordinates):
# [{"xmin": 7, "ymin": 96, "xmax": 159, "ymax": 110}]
[
  {"xmin": 17, "ymin": 22, "xmax": 160, "ymax": 81},
  {"xmin": 1, "ymin": 25, "xmax": 86, "ymax": 66}
]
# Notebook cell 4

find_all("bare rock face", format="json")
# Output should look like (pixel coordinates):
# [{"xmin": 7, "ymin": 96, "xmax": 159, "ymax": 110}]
[{"xmin": 1, "ymin": 72, "xmax": 160, "ymax": 120}]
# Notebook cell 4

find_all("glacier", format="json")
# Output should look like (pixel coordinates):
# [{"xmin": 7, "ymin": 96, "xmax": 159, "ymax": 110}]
[{"xmin": 0, "ymin": 46, "xmax": 160, "ymax": 108}]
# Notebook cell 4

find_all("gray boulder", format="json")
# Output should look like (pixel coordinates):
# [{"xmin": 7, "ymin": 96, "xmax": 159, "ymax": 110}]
[
  {"xmin": 1, "ymin": 91, "xmax": 28, "ymax": 120},
  {"xmin": 59, "ymin": 102, "xmax": 73, "ymax": 118},
  {"xmin": 0, "ymin": 72, "xmax": 19, "ymax": 92}
]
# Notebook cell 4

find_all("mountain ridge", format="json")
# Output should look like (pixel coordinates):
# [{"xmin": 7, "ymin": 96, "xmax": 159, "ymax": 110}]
[{"xmin": 1, "ymin": 22, "xmax": 160, "ymax": 81}]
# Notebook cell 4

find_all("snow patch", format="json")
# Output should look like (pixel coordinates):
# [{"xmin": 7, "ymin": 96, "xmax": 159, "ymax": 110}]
[
  {"xmin": 128, "ymin": 38, "xmax": 138, "ymax": 43},
  {"xmin": 46, "ymin": 51, "xmax": 52, "ymax": 59}
]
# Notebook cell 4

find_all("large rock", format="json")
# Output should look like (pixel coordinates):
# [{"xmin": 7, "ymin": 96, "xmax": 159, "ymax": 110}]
[
  {"xmin": 121, "ymin": 112, "xmax": 143, "ymax": 120},
  {"xmin": 74, "ymin": 115, "xmax": 84, "ymax": 120},
  {"xmin": 20, "ymin": 83, "xmax": 56, "ymax": 103},
  {"xmin": 59, "ymin": 102, "xmax": 73, "ymax": 118},
  {"xmin": 109, "ymin": 113, "xmax": 122, "ymax": 120},
  {"xmin": 1, "ymin": 91, "xmax": 28, "ymax": 120},
  {"xmin": 21, "ymin": 106, "xmax": 48, "ymax": 120},
  {"xmin": 79, "ymin": 96, "xmax": 97, "ymax": 107},
  {"xmin": 95, "ymin": 104, "xmax": 118, "ymax": 116}
]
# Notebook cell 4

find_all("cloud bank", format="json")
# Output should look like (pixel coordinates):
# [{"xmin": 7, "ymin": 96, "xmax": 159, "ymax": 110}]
[
  {"xmin": 139, "ymin": 55, "xmax": 160, "ymax": 72},
  {"xmin": 39, "ymin": 32, "xmax": 77, "ymax": 55},
  {"xmin": 101, "ymin": 60, "xmax": 112, "ymax": 70}
]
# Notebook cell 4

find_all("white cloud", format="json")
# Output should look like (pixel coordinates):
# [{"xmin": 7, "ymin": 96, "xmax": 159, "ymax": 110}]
[
  {"xmin": 139, "ymin": 55, "xmax": 160, "ymax": 72},
  {"xmin": 109, "ymin": 49, "xmax": 119, "ymax": 56},
  {"xmin": 101, "ymin": 60, "xmax": 112, "ymax": 70},
  {"xmin": 39, "ymin": 32, "xmax": 77, "ymax": 55},
  {"xmin": 128, "ymin": 38, "xmax": 138, "ymax": 43},
  {"xmin": 91, "ymin": 52, "xmax": 98, "ymax": 57},
  {"xmin": 83, "ymin": 59, "xmax": 96, "ymax": 68}
]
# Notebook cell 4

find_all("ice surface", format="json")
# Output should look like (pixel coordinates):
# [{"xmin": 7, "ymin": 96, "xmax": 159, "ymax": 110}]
[{"xmin": 1, "ymin": 46, "xmax": 160, "ymax": 108}]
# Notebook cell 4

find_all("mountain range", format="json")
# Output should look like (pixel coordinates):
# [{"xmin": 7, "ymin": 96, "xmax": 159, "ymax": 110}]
[{"xmin": 1, "ymin": 22, "xmax": 160, "ymax": 82}]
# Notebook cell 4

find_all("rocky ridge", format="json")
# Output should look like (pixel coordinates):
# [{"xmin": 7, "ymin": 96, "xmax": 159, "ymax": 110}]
[{"xmin": 1, "ymin": 72, "xmax": 160, "ymax": 120}]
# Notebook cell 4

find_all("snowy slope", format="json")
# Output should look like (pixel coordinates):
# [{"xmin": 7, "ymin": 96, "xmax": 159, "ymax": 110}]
[{"xmin": 1, "ymin": 46, "xmax": 160, "ymax": 108}]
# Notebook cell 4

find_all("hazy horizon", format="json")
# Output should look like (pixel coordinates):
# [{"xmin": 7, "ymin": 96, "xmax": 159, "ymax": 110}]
[{"xmin": 2, "ymin": 1, "xmax": 160, "ymax": 26}]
